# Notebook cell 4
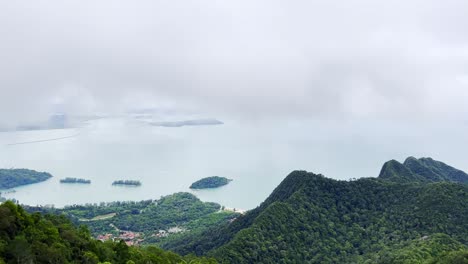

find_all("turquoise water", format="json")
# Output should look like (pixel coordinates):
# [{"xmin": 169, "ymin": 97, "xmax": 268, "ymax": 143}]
[
  {"xmin": 1, "ymin": 117, "xmax": 466, "ymax": 209},
  {"xmin": 0, "ymin": 117, "xmax": 301, "ymax": 209}
]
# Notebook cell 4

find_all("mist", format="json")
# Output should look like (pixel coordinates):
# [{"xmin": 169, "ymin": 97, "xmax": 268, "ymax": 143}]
[{"xmin": 1, "ymin": 0, "xmax": 468, "ymax": 170}]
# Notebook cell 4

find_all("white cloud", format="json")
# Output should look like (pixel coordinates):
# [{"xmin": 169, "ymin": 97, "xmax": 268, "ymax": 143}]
[{"xmin": 1, "ymin": 0, "xmax": 468, "ymax": 123}]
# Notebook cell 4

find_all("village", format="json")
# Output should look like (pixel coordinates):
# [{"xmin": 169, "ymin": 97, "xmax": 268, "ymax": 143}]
[{"xmin": 97, "ymin": 226, "xmax": 186, "ymax": 246}]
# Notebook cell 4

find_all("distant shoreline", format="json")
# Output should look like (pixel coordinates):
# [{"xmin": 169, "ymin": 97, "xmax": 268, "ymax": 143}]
[{"xmin": 149, "ymin": 119, "xmax": 223, "ymax": 128}]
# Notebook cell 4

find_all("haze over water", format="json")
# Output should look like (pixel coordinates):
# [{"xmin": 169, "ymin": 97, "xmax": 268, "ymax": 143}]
[{"xmin": 1, "ymin": 116, "xmax": 467, "ymax": 210}]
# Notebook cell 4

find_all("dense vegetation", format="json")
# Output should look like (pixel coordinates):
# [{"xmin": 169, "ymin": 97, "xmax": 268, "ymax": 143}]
[
  {"xmin": 60, "ymin": 178, "xmax": 91, "ymax": 184},
  {"xmin": 164, "ymin": 158, "xmax": 468, "ymax": 263},
  {"xmin": 379, "ymin": 156, "xmax": 468, "ymax": 184},
  {"xmin": 190, "ymin": 177, "xmax": 232, "ymax": 189},
  {"xmin": 25, "ymin": 193, "xmax": 239, "ymax": 248},
  {"xmin": 370, "ymin": 233, "xmax": 468, "ymax": 263},
  {"xmin": 0, "ymin": 201, "xmax": 216, "ymax": 264},
  {"xmin": 4, "ymin": 156, "xmax": 467, "ymax": 263},
  {"xmin": 0, "ymin": 169, "xmax": 52, "ymax": 189},
  {"xmin": 112, "ymin": 180, "xmax": 141, "ymax": 186}
]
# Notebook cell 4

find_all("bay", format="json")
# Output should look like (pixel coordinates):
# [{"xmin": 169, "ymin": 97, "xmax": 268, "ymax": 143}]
[{"xmin": 2, "ymin": 116, "xmax": 462, "ymax": 210}]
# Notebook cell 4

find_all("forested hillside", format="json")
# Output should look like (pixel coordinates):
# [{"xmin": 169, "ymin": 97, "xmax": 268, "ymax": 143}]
[
  {"xmin": 164, "ymin": 158, "xmax": 468, "ymax": 263},
  {"xmin": 0, "ymin": 201, "xmax": 216, "ymax": 264},
  {"xmin": 379, "ymin": 157, "xmax": 468, "ymax": 184},
  {"xmin": 4, "ymin": 157, "xmax": 467, "ymax": 263},
  {"xmin": 24, "ymin": 193, "xmax": 239, "ymax": 248}
]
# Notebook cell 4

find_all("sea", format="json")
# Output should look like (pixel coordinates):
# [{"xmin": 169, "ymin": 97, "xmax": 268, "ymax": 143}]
[{"xmin": 1, "ymin": 115, "xmax": 465, "ymax": 210}]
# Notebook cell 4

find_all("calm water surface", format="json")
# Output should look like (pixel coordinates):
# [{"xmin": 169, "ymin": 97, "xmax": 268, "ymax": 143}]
[
  {"xmin": 0, "ymin": 117, "xmax": 306, "ymax": 209},
  {"xmin": 2, "ymin": 116, "xmax": 458, "ymax": 209}
]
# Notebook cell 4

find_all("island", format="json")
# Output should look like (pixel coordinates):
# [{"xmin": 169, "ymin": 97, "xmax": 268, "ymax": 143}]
[
  {"xmin": 60, "ymin": 177, "xmax": 91, "ymax": 184},
  {"xmin": 149, "ymin": 119, "xmax": 224, "ymax": 128},
  {"xmin": 0, "ymin": 169, "xmax": 52, "ymax": 189},
  {"xmin": 112, "ymin": 180, "xmax": 141, "ymax": 186},
  {"xmin": 190, "ymin": 176, "xmax": 232, "ymax": 189}
]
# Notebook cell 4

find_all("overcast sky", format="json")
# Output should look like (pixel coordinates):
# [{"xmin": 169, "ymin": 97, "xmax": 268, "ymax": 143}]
[{"xmin": 1, "ymin": 0, "xmax": 468, "ymax": 125}]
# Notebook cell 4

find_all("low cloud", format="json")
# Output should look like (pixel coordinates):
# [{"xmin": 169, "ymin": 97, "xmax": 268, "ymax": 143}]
[{"xmin": 1, "ymin": 0, "xmax": 468, "ymax": 124}]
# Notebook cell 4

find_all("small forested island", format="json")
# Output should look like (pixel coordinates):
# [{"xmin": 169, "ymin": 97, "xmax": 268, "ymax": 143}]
[
  {"xmin": 60, "ymin": 177, "xmax": 91, "ymax": 184},
  {"xmin": 190, "ymin": 176, "xmax": 232, "ymax": 189},
  {"xmin": 112, "ymin": 180, "xmax": 142, "ymax": 186},
  {"xmin": 0, "ymin": 168, "xmax": 52, "ymax": 189}
]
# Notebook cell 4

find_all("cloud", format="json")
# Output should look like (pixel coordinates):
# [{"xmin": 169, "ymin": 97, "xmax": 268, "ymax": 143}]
[{"xmin": 1, "ymin": 0, "xmax": 468, "ymax": 124}]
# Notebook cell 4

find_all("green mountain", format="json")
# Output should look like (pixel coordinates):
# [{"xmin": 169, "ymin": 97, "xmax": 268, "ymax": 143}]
[
  {"xmin": 165, "ymin": 159, "xmax": 468, "ymax": 263},
  {"xmin": 379, "ymin": 157, "xmax": 468, "ymax": 184},
  {"xmin": 3, "ymin": 157, "xmax": 467, "ymax": 263},
  {"xmin": 377, "ymin": 159, "xmax": 424, "ymax": 183}
]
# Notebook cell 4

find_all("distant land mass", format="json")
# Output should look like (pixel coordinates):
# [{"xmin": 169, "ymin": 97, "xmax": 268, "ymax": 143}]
[
  {"xmin": 0, "ymin": 169, "xmax": 52, "ymax": 189},
  {"xmin": 190, "ymin": 176, "xmax": 232, "ymax": 189},
  {"xmin": 112, "ymin": 180, "xmax": 142, "ymax": 186},
  {"xmin": 60, "ymin": 177, "xmax": 91, "ymax": 184},
  {"xmin": 150, "ymin": 119, "xmax": 223, "ymax": 127},
  {"xmin": 0, "ymin": 114, "xmax": 102, "ymax": 132},
  {"xmin": 14, "ymin": 113, "xmax": 69, "ymax": 131},
  {"xmin": 1, "ymin": 114, "xmax": 68, "ymax": 132}
]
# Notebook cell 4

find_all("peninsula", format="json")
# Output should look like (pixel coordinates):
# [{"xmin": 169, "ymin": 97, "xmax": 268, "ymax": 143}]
[{"xmin": 0, "ymin": 169, "xmax": 52, "ymax": 189}]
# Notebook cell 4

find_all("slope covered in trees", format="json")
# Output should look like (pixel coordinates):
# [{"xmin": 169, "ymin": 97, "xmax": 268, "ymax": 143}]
[
  {"xmin": 379, "ymin": 156, "xmax": 468, "ymax": 184},
  {"xmin": 369, "ymin": 233, "xmax": 468, "ymax": 264},
  {"xmin": 164, "ymin": 158, "xmax": 468, "ymax": 263},
  {"xmin": 0, "ymin": 169, "xmax": 52, "ymax": 189},
  {"xmin": 0, "ymin": 201, "xmax": 216, "ymax": 264},
  {"xmin": 25, "ymin": 193, "xmax": 239, "ymax": 248},
  {"xmin": 4, "ymin": 157, "xmax": 466, "ymax": 263}
]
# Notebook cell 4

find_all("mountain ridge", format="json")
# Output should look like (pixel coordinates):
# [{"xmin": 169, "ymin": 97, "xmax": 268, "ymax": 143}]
[
  {"xmin": 379, "ymin": 156, "xmax": 468, "ymax": 184},
  {"xmin": 165, "ymin": 158, "xmax": 468, "ymax": 263}
]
